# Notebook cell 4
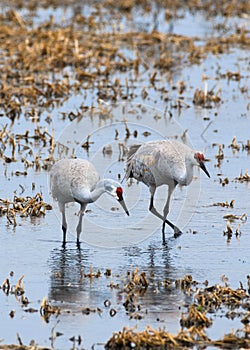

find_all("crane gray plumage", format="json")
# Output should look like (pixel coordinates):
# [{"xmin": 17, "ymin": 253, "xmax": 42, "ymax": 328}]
[
  {"xmin": 125, "ymin": 139, "xmax": 210, "ymax": 240},
  {"xmin": 50, "ymin": 158, "xmax": 129, "ymax": 247}
]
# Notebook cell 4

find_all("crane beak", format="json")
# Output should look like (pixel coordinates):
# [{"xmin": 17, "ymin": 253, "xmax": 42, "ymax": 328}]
[
  {"xmin": 118, "ymin": 198, "xmax": 129, "ymax": 216},
  {"xmin": 200, "ymin": 161, "xmax": 210, "ymax": 178}
]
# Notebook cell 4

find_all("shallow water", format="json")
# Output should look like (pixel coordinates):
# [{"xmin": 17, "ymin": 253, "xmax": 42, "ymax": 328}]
[{"xmin": 0, "ymin": 2, "xmax": 250, "ymax": 349}]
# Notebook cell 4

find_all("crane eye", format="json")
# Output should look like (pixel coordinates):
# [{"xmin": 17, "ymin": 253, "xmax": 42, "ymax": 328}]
[{"xmin": 116, "ymin": 187, "xmax": 123, "ymax": 201}]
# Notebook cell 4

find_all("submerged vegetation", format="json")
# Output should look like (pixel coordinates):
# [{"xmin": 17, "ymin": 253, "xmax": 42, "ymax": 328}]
[
  {"xmin": 0, "ymin": 193, "xmax": 52, "ymax": 226},
  {"xmin": 2, "ymin": 268, "xmax": 250, "ymax": 349}
]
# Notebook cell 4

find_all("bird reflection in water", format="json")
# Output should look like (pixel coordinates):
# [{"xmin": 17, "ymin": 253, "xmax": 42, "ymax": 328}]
[
  {"xmin": 48, "ymin": 240, "xmax": 190, "ymax": 321},
  {"xmin": 48, "ymin": 247, "xmax": 89, "ymax": 304}
]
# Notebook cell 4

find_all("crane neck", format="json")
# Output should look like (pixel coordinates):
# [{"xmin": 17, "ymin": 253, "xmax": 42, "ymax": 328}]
[
  {"xmin": 74, "ymin": 179, "xmax": 119, "ymax": 205},
  {"xmin": 184, "ymin": 153, "xmax": 195, "ymax": 185},
  {"xmin": 73, "ymin": 179, "xmax": 106, "ymax": 204},
  {"xmin": 90, "ymin": 179, "xmax": 108, "ymax": 202},
  {"xmin": 87, "ymin": 179, "xmax": 107, "ymax": 203}
]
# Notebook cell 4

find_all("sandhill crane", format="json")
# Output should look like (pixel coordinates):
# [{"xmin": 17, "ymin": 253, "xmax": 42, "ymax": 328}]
[
  {"xmin": 125, "ymin": 139, "xmax": 210, "ymax": 241},
  {"xmin": 50, "ymin": 158, "xmax": 129, "ymax": 248}
]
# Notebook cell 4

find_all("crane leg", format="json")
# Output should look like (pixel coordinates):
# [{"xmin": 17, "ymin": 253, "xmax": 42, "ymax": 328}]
[
  {"xmin": 162, "ymin": 185, "xmax": 182, "ymax": 238},
  {"xmin": 76, "ymin": 204, "xmax": 86, "ymax": 248},
  {"xmin": 62, "ymin": 225, "xmax": 67, "ymax": 248},
  {"xmin": 60, "ymin": 203, "xmax": 67, "ymax": 248},
  {"xmin": 162, "ymin": 220, "xmax": 182, "ymax": 238},
  {"xmin": 149, "ymin": 187, "xmax": 165, "ymax": 220},
  {"xmin": 149, "ymin": 186, "xmax": 182, "ymax": 240}
]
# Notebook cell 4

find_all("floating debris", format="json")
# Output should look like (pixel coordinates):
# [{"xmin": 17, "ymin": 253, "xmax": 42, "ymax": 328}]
[
  {"xmin": 195, "ymin": 283, "xmax": 248, "ymax": 311},
  {"xmin": 228, "ymin": 136, "xmax": 250, "ymax": 152},
  {"xmin": 1, "ymin": 278, "xmax": 11, "ymax": 295},
  {"xmin": 40, "ymin": 297, "xmax": 60, "ymax": 322},
  {"xmin": 106, "ymin": 274, "xmax": 250, "ymax": 349},
  {"xmin": 175, "ymin": 274, "xmax": 198, "ymax": 292},
  {"xmin": 83, "ymin": 266, "xmax": 101, "ymax": 279},
  {"xmin": 105, "ymin": 270, "xmax": 250, "ymax": 349},
  {"xmin": 235, "ymin": 224, "xmax": 241, "ymax": 237},
  {"xmin": 104, "ymin": 269, "xmax": 112, "ymax": 277},
  {"xmin": 223, "ymin": 216, "xmax": 246, "ymax": 242},
  {"xmin": 81, "ymin": 307, "xmax": 102, "ymax": 315},
  {"xmin": 0, "ymin": 124, "xmax": 55, "ymax": 171},
  {"xmin": 242, "ymin": 140, "xmax": 250, "ymax": 152},
  {"xmin": 103, "ymin": 145, "xmax": 113, "ymax": 156},
  {"xmin": 229, "ymin": 136, "xmax": 240, "ymax": 151},
  {"xmin": 2, "ymin": 266, "xmax": 250, "ymax": 349},
  {"xmin": 105, "ymin": 324, "xmax": 250, "ymax": 349},
  {"xmin": 180, "ymin": 304, "xmax": 212, "ymax": 328},
  {"xmin": 223, "ymin": 213, "xmax": 247, "ymax": 222},
  {"xmin": 81, "ymin": 134, "xmax": 93, "ymax": 151},
  {"xmin": 213, "ymin": 199, "xmax": 234, "ymax": 208},
  {"xmin": 107, "ymin": 268, "xmax": 149, "ymax": 319},
  {"xmin": 0, "ymin": 193, "xmax": 52, "ymax": 226},
  {"xmin": 0, "ymin": 273, "xmax": 33, "ymax": 318},
  {"xmin": 219, "ymin": 177, "xmax": 229, "ymax": 186},
  {"xmin": 110, "ymin": 308, "xmax": 117, "ymax": 317},
  {"xmin": 9, "ymin": 310, "xmax": 15, "ymax": 318},
  {"xmin": 225, "ymin": 70, "xmax": 242, "ymax": 81},
  {"xmin": 15, "ymin": 274, "xmax": 25, "ymax": 296},
  {"xmin": 1, "ymin": 274, "xmax": 25, "ymax": 296},
  {"xmin": 118, "ymin": 143, "xmax": 126, "ymax": 161},
  {"xmin": 121, "ymin": 268, "xmax": 148, "ymax": 318},
  {"xmin": 69, "ymin": 335, "xmax": 82, "ymax": 346},
  {"xmin": 223, "ymin": 220, "xmax": 233, "ymax": 242},
  {"xmin": 215, "ymin": 144, "xmax": 224, "ymax": 168},
  {"xmin": 234, "ymin": 170, "xmax": 250, "ymax": 183},
  {"xmin": 123, "ymin": 267, "xmax": 149, "ymax": 293},
  {"xmin": 193, "ymin": 83, "xmax": 221, "ymax": 108},
  {"xmin": 104, "ymin": 299, "xmax": 111, "ymax": 307}
]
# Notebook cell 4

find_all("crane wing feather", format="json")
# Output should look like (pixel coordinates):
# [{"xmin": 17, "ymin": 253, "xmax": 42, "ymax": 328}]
[{"xmin": 125, "ymin": 140, "xmax": 192, "ymax": 187}]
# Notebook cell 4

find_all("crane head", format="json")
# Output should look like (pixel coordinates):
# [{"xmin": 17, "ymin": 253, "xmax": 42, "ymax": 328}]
[
  {"xmin": 105, "ymin": 181, "xmax": 129, "ymax": 216},
  {"xmin": 194, "ymin": 152, "xmax": 210, "ymax": 178},
  {"xmin": 115, "ymin": 187, "xmax": 129, "ymax": 216}
]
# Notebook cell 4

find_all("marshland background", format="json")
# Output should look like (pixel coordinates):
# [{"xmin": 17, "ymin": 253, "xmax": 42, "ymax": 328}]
[{"xmin": 0, "ymin": 0, "xmax": 250, "ymax": 349}]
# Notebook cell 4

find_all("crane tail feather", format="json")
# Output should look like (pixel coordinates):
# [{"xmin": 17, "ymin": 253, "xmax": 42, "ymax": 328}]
[{"xmin": 124, "ymin": 144, "xmax": 142, "ymax": 181}]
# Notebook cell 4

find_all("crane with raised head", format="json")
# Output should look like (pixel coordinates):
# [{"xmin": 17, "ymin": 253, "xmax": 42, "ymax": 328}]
[{"xmin": 125, "ymin": 139, "xmax": 210, "ymax": 241}]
